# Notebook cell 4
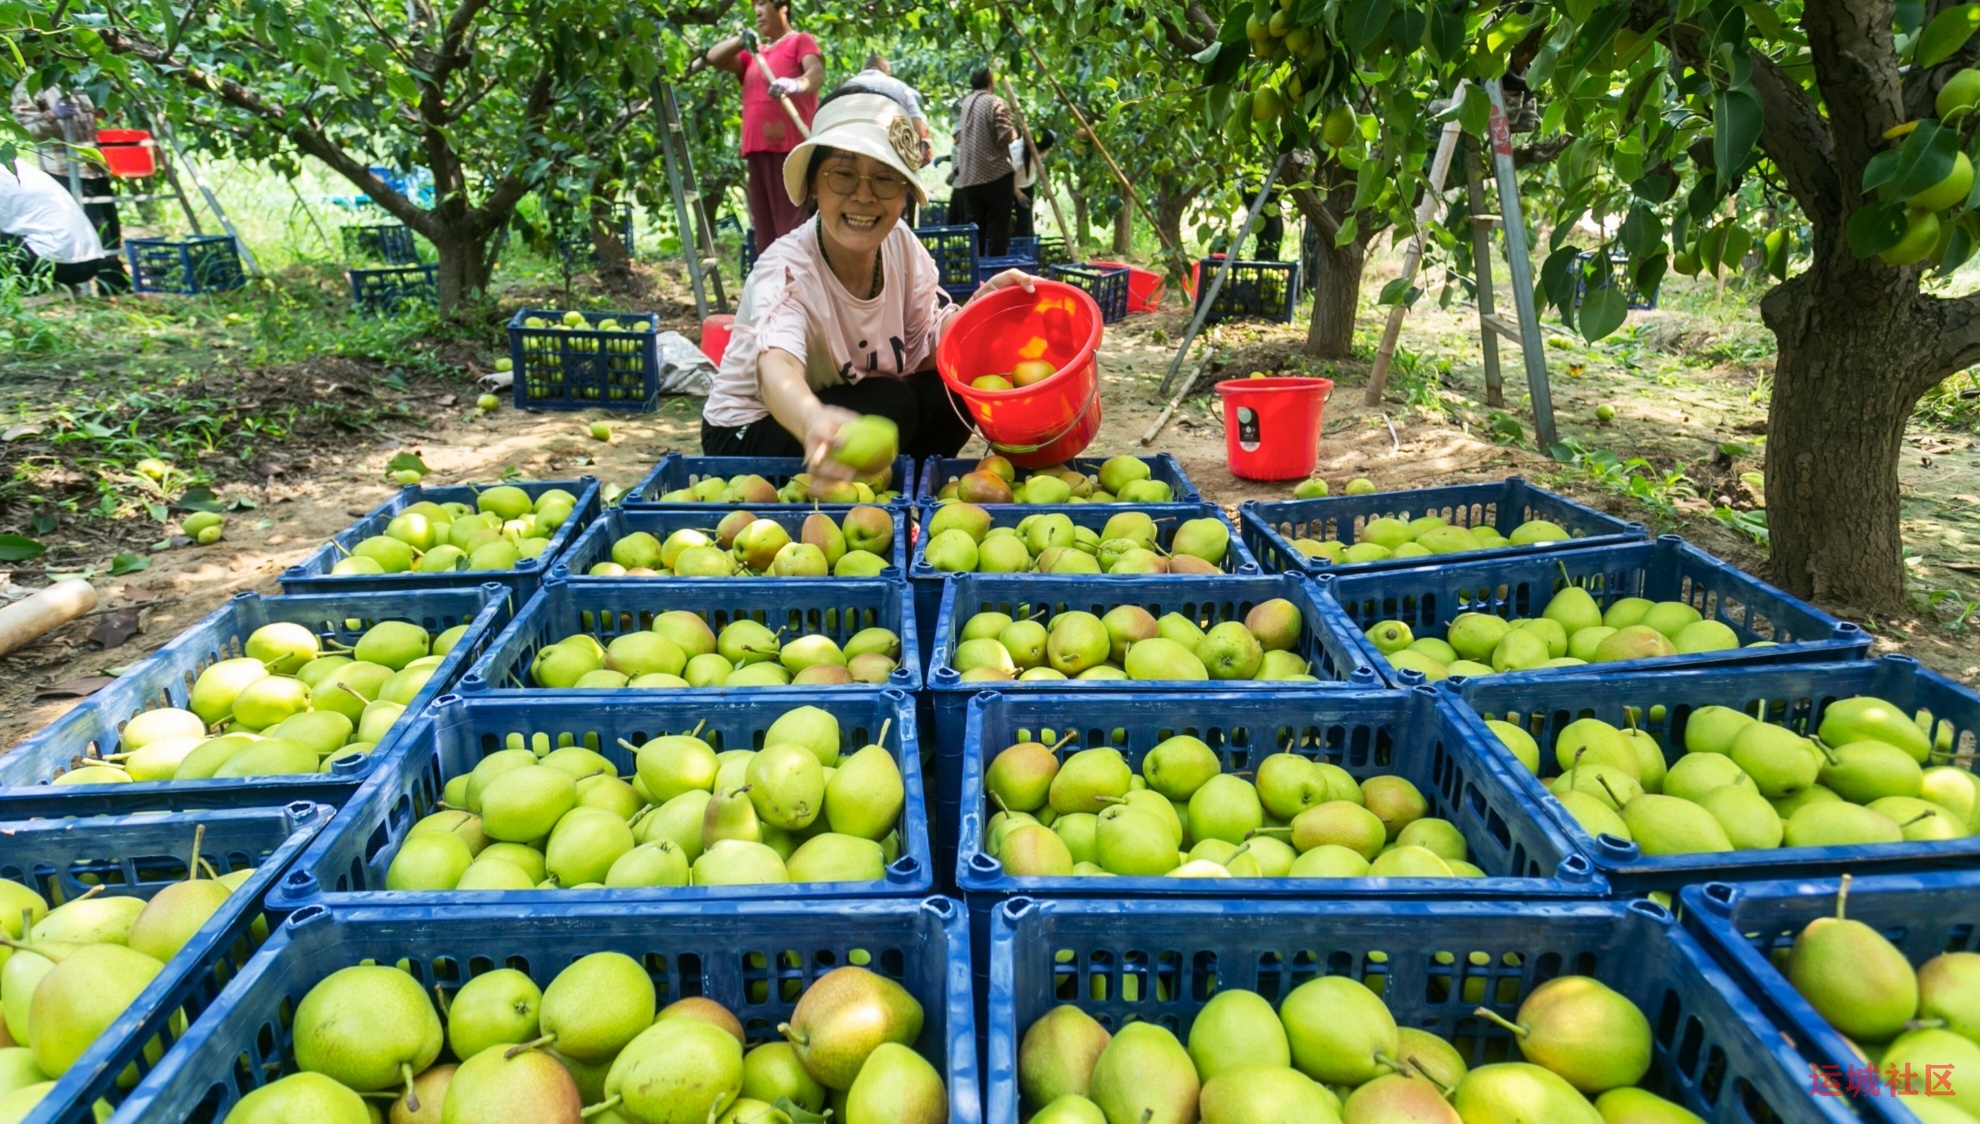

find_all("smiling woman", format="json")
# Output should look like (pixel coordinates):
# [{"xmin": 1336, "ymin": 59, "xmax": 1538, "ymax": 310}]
[{"xmin": 700, "ymin": 87, "xmax": 1039, "ymax": 476}]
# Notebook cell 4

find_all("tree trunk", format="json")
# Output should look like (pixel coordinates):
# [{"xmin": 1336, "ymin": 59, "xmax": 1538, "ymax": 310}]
[
  {"xmin": 1111, "ymin": 204, "xmax": 1133, "ymax": 255},
  {"xmin": 1072, "ymin": 191, "xmax": 1089, "ymax": 249},
  {"xmin": 1303, "ymin": 231, "xmax": 1368, "ymax": 360},
  {"xmin": 430, "ymin": 226, "xmax": 494, "ymax": 314},
  {"xmin": 1154, "ymin": 183, "xmax": 1191, "ymax": 253},
  {"xmin": 1759, "ymin": 255, "xmax": 1928, "ymax": 615},
  {"xmin": 590, "ymin": 197, "xmax": 634, "ymax": 290}
]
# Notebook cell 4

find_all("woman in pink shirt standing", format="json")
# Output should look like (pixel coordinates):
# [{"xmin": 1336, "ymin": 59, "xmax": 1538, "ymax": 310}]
[{"xmin": 693, "ymin": 0, "xmax": 825, "ymax": 246}]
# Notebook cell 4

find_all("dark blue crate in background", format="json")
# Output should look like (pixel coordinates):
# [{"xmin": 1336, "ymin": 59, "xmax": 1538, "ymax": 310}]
[
  {"xmin": 1449, "ymin": 655, "xmax": 1980, "ymax": 894},
  {"xmin": 987, "ymin": 896, "xmax": 1850, "ymax": 1124},
  {"xmin": 1576, "ymin": 249, "xmax": 1656, "ymax": 311},
  {"xmin": 956, "ymin": 689, "xmax": 1601, "ymax": 1015},
  {"xmin": 558, "ymin": 201, "xmax": 636, "ymax": 265},
  {"xmin": 908, "ymin": 502, "xmax": 1257, "ymax": 651},
  {"xmin": 347, "ymin": 264, "xmax": 436, "ymax": 317},
  {"xmin": 975, "ymin": 252, "xmax": 1038, "ymax": 287},
  {"xmin": 1034, "ymin": 236, "xmax": 1069, "ymax": 266},
  {"xmin": 0, "ymin": 586, "xmax": 510, "ymax": 819},
  {"xmin": 114, "ymin": 897, "xmax": 981, "ymax": 1124},
  {"xmin": 273, "ymin": 690, "xmax": 931, "ymax": 910},
  {"xmin": 279, "ymin": 477, "xmax": 600, "ymax": 600},
  {"xmin": 1, "ymin": 803, "xmax": 330, "ymax": 1124},
  {"xmin": 1194, "ymin": 257, "xmax": 1300, "ymax": 323},
  {"xmin": 126, "ymin": 235, "xmax": 245, "ymax": 295},
  {"xmin": 1046, "ymin": 263, "xmax": 1129, "ymax": 323},
  {"xmin": 917, "ymin": 223, "xmax": 979, "ymax": 303},
  {"xmin": 338, "ymin": 222, "xmax": 417, "ymax": 264},
  {"xmin": 916, "ymin": 452, "xmax": 1200, "ymax": 506},
  {"xmin": 921, "ymin": 200, "xmax": 949, "ymax": 225},
  {"xmin": 460, "ymin": 575, "xmax": 921, "ymax": 695},
  {"xmin": 509, "ymin": 307, "xmax": 662, "ymax": 412},
  {"xmin": 625, "ymin": 453, "xmax": 917, "ymax": 508},
  {"xmin": 926, "ymin": 572, "xmax": 1380, "ymax": 756},
  {"xmin": 1326, "ymin": 534, "xmax": 1869, "ymax": 687},
  {"xmin": 1684, "ymin": 872, "xmax": 1980, "ymax": 1124},
  {"xmin": 1240, "ymin": 476, "xmax": 1649, "ymax": 576},
  {"xmin": 556, "ymin": 504, "xmax": 910, "ymax": 581}
]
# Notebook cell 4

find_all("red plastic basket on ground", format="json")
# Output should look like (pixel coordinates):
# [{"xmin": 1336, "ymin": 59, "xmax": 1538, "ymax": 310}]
[
  {"xmin": 1087, "ymin": 259, "xmax": 1165, "ymax": 311},
  {"xmin": 96, "ymin": 129, "xmax": 157, "ymax": 178}
]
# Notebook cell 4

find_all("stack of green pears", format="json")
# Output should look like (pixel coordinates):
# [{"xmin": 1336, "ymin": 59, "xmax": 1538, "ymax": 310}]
[
  {"xmin": 0, "ymin": 843, "xmax": 256, "ymax": 1121},
  {"xmin": 589, "ymin": 506, "xmax": 895, "ymax": 579},
  {"xmin": 1017, "ymin": 968, "xmax": 1695, "ymax": 1122},
  {"xmin": 982, "ymin": 737, "xmax": 1481, "ymax": 879},
  {"xmin": 386, "ymin": 704, "xmax": 908, "ymax": 890},
  {"xmin": 53, "ymin": 619, "xmax": 464, "ymax": 785},
  {"xmin": 333, "ymin": 485, "xmax": 578, "ymax": 576},
  {"xmin": 224, "ymin": 959, "xmax": 942, "ymax": 1124},
  {"xmin": 1482, "ymin": 696, "xmax": 1978, "ymax": 856},
  {"xmin": 528, "ymin": 615, "xmax": 903, "ymax": 689},
  {"xmin": 1775, "ymin": 877, "xmax": 1980, "ymax": 1121},
  {"xmin": 949, "ymin": 599, "xmax": 1310, "ymax": 683},
  {"xmin": 648, "ymin": 466, "xmax": 901, "ymax": 505},
  {"xmin": 932, "ymin": 454, "xmax": 1178, "ymax": 505},
  {"xmin": 922, "ymin": 503, "xmax": 1233, "ymax": 575},
  {"xmin": 1285, "ymin": 512, "xmax": 1575, "ymax": 565},
  {"xmin": 1365, "ymin": 580, "xmax": 1772, "ymax": 681}
]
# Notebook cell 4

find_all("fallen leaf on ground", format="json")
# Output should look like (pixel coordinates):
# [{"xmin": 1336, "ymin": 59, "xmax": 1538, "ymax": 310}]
[
  {"xmin": 87, "ymin": 608, "xmax": 144, "ymax": 650},
  {"xmin": 35, "ymin": 676, "xmax": 114, "ymax": 699}
]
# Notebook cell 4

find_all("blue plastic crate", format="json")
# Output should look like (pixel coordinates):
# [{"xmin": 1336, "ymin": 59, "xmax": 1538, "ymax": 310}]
[
  {"xmin": 1047, "ymin": 263, "xmax": 1130, "ymax": 323},
  {"xmin": 1034, "ymin": 236, "xmax": 1069, "ymax": 267},
  {"xmin": 278, "ymin": 478, "xmax": 601, "ymax": 600},
  {"xmin": 271, "ymin": 690, "xmax": 930, "ymax": 910},
  {"xmin": 925, "ymin": 572, "xmax": 1381, "ymax": 759},
  {"xmin": 338, "ymin": 222, "xmax": 417, "ymax": 265},
  {"xmin": 1325, "ymin": 534, "xmax": 1870, "ymax": 687},
  {"xmin": 555, "ymin": 504, "xmax": 910, "ymax": 581},
  {"xmin": 508, "ymin": 307, "xmax": 663, "ymax": 412},
  {"xmin": 126, "ymin": 236, "xmax": 245, "ymax": 295},
  {"xmin": 113, "ymin": 896, "xmax": 980, "ymax": 1124},
  {"xmin": 558, "ymin": 202, "xmax": 636, "ymax": 265},
  {"xmin": 922, "ymin": 201, "xmax": 950, "ymax": 226},
  {"xmin": 1447, "ymin": 654, "xmax": 1980, "ymax": 894},
  {"xmin": 347, "ymin": 264, "xmax": 436, "ymax": 316},
  {"xmin": 625, "ymin": 453, "xmax": 917, "ymax": 508},
  {"xmin": 916, "ymin": 223, "xmax": 980, "ymax": 302},
  {"xmin": 1576, "ymin": 249, "xmax": 1657, "ymax": 312},
  {"xmin": 0, "ymin": 586, "xmax": 510, "ymax": 819},
  {"xmin": 1684, "ymin": 872, "xmax": 1980, "ymax": 1124},
  {"xmin": 987, "ymin": 895, "xmax": 1849, "ymax": 1124},
  {"xmin": 908, "ymin": 503, "xmax": 1259, "ymax": 656},
  {"xmin": 459, "ymin": 575, "xmax": 922, "ymax": 695},
  {"xmin": 916, "ymin": 453, "xmax": 1201, "ymax": 506},
  {"xmin": 975, "ymin": 253, "xmax": 1039, "ymax": 287},
  {"xmin": 1240, "ymin": 477, "xmax": 1649, "ymax": 576},
  {"xmin": 2, "ymin": 803, "xmax": 331, "ymax": 1124},
  {"xmin": 1193, "ymin": 257, "xmax": 1300, "ymax": 323},
  {"xmin": 740, "ymin": 227, "xmax": 758, "ymax": 276}
]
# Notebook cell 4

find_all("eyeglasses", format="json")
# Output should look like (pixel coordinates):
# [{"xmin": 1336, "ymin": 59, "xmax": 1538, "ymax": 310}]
[{"xmin": 822, "ymin": 165, "xmax": 909, "ymax": 200}]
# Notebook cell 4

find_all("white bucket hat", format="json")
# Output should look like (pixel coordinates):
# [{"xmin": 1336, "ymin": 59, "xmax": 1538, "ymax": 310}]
[{"xmin": 782, "ymin": 92, "xmax": 929, "ymax": 207}]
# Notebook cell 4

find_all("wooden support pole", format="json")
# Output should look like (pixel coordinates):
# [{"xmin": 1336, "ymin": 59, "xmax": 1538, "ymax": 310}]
[
  {"xmin": 1364, "ymin": 87, "xmax": 1466, "ymax": 407},
  {"xmin": 0, "ymin": 580, "xmax": 97, "ymax": 657},
  {"xmin": 1465, "ymin": 146, "xmax": 1505, "ymax": 409},
  {"xmin": 1000, "ymin": 75, "xmax": 1075, "ymax": 255}
]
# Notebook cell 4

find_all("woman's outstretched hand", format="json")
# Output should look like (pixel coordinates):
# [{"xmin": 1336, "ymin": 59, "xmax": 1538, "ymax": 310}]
[{"xmin": 801, "ymin": 402, "xmax": 863, "ymax": 482}]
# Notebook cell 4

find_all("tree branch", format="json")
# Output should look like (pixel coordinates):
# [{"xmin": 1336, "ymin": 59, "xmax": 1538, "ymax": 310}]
[
  {"xmin": 1801, "ymin": 0, "xmax": 1905, "ymax": 197},
  {"xmin": 1921, "ymin": 289, "xmax": 1980, "ymax": 381}
]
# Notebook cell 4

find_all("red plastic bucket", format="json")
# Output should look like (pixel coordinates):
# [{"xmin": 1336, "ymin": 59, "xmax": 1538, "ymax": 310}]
[
  {"xmin": 1216, "ymin": 376, "xmax": 1334, "ymax": 480},
  {"xmin": 1087, "ymin": 260, "xmax": 1164, "ymax": 312},
  {"xmin": 700, "ymin": 314, "xmax": 735, "ymax": 365},
  {"xmin": 936, "ymin": 278, "xmax": 1104, "ymax": 468},
  {"xmin": 95, "ymin": 129, "xmax": 156, "ymax": 179}
]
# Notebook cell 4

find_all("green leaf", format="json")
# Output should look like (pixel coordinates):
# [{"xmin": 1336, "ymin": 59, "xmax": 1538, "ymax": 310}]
[
  {"xmin": 385, "ymin": 452, "xmax": 431, "ymax": 477},
  {"xmin": 1846, "ymin": 201, "xmax": 1910, "ymax": 258},
  {"xmin": 1376, "ymin": 277, "xmax": 1421, "ymax": 305},
  {"xmin": 1217, "ymin": 3, "xmax": 1251, "ymax": 45},
  {"xmin": 1425, "ymin": 5, "xmax": 1465, "ymax": 62},
  {"xmin": 1578, "ymin": 287, "xmax": 1628, "ymax": 341},
  {"xmin": 1935, "ymin": 223, "xmax": 1976, "ymax": 277},
  {"xmin": 1892, "ymin": 121, "xmax": 1959, "ymax": 198},
  {"xmin": 1915, "ymin": 4, "xmax": 1980, "ymax": 67},
  {"xmin": 109, "ymin": 553, "xmax": 150, "ymax": 576},
  {"xmin": 1540, "ymin": 246, "xmax": 1580, "ymax": 310},
  {"xmin": 1343, "ymin": 0, "xmax": 1395, "ymax": 55},
  {"xmin": 1862, "ymin": 149, "xmax": 1903, "ymax": 193},
  {"xmin": 0, "ymin": 535, "xmax": 44, "ymax": 562},
  {"xmin": 1712, "ymin": 87, "xmax": 1764, "ymax": 180},
  {"xmin": 176, "ymin": 487, "xmax": 226, "ymax": 513}
]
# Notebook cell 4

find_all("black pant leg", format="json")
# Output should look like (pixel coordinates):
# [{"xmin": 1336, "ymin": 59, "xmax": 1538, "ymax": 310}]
[
  {"xmin": 909, "ymin": 369, "xmax": 974, "ymax": 457},
  {"xmin": 973, "ymin": 174, "xmax": 1015, "ymax": 256},
  {"xmin": 80, "ymin": 176, "xmax": 120, "ymax": 248}
]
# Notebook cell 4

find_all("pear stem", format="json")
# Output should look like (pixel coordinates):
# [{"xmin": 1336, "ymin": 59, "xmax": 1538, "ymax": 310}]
[
  {"xmin": 691, "ymin": 719, "xmax": 708, "ymax": 739},
  {"xmin": 1402, "ymin": 1055, "xmax": 1455, "ymax": 1096},
  {"xmin": 433, "ymin": 985, "xmax": 451, "ymax": 1017},
  {"xmin": 1473, "ymin": 1006, "xmax": 1528, "ymax": 1038},
  {"xmin": 778, "ymin": 1022, "xmax": 807, "ymax": 1046},
  {"xmin": 1594, "ymin": 774, "xmax": 1626, "ymax": 808},
  {"xmin": 617, "ymin": 738, "xmax": 642, "ymax": 754},
  {"xmin": 504, "ymin": 1033, "xmax": 557, "ymax": 1059},
  {"xmin": 876, "ymin": 718, "xmax": 893, "ymax": 749},
  {"xmin": 1836, "ymin": 872, "xmax": 1853, "ymax": 921},
  {"xmin": 198, "ymin": 858, "xmax": 221, "ymax": 881},
  {"xmin": 186, "ymin": 824, "xmax": 206, "ymax": 881},
  {"xmin": 400, "ymin": 1063, "xmax": 418, "ymax": 1114},
  {"xmin": 0, "ymin": 936, "xmax": 64, "ymax": 961},
  {"xmin": 580, "ymin": 1094, "xmax": 624, "ymax": 1119},
  {"xmin": 1048, "ymin": 730, "xmax": 1077, "ymax": 754},
  {"xmin": 1247, "ymin": 826, "xmax": 1293, "ymax": 837}
]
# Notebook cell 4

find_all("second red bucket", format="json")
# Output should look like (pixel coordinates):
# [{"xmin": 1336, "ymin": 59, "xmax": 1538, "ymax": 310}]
[
  {"xmin": 936, "ymin": 278, "xmax": 1104, "ymax": 468},
  {"xmin": 1216, "ymin": 376, "xmax": 1334, "ymax": 480}
]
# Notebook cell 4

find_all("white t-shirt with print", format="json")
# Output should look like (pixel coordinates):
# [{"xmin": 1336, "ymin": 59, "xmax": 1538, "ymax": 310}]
[{"xmin": 703, "ymin": 217, "xmax": 960, "ymax": 429}]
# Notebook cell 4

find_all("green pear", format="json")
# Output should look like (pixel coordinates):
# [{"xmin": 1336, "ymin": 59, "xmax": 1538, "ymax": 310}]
[
  {"xmin": 1770, "ymin": 785, "xmax": 1842, "ymax": 820},
  {"xmin": 1921, "ymin": 767, "xmax": 1980, "ymax": 831},
  {"xmin": 844, "ymin": 1042, "xmax": 945, "ymax": 1123},
  {"xmin": 1788, "ymin": 878, "xmax": 1917, "ymax": 1044},
  {"xmin": 604, "ymin": 841, "xmax": 690, "ymax": 888},
  {"xmin": 1395, "ymin": 1026, "xmax": 1468, "ymax": 1089},
  {"xmin": 1156, "ymin": 612, "xmax": 1206, "ymax": 652},
  {"xmin": 1342, "ymin": 1073, "xmax": 1453, "ymax": 1122},
  {"xmin": 1485, "ymin": 721, "xmax": 1541, "ymax": 774},
  {"xmin": 1917, "ymin": 951, "xmax": 1980, "ymax": 1044},
  {"xmin": 634, "ymin": 732, "xmax": 719, "ymax": 803},
  {"xmin": 691, "ymin": 839, "xmax": 789, "ymax": 885},
  {"xmin": 442, "ymin": 1043, "xmax": 581, "ymax": 1123},
  {"xmin": 27, "ymin": 943, "xmax": 162, "ymax": 1077},
  {"xmin": 1188, "ymin": 774, "xmax": 1264, "ymax": 845},
  {"xmin": 1201, "ymin": 1064, "xmax": 1343, "ymax": 1123},
  {"xmin": 544, "ymin": 807, "xmax": 635, "ymax": 886},
  {"xmin": 1868, "ymin": 796, "xmax": 1969, "ymax": 840},
  {"xmin": 1729, "ymin": 723, "xmax": 1823, "ymax": 798},
  {"xmin": 1360, "ymin": 776, "xmax": 1428, "ymax": 839},
  {"xmin": 1019, "ymin": 1005, "xmax": 1111, "ymax": 1108},
  {"xmin": 1396, "ymin": 818, "xmax": 1468, "ymax": 862},
  {"xmin": 1446, "ymin": 614, "xmax": 1511, "ymax": 662},
  {"xmin": 1880, "ymin": 1028, "xmax": 1980, "ymax": 1115},
  {"xmin": 824, "ymin": 744, "xmax": 904, "ymax": 840},
  {"xmin": 1818, "ymin": 740, "xmax": 1924, "ymax": 803},
  {"xmin": 1368, "ymin": 845, "xmax": 1453, "ymax": 876},
  {"xmin": 1453, "ymin": 1063, "xmax": 1602, "ymax": 1124},
  {"xmin": 1089, "ymin": 1022, "xmax": 1199, "ymax": 1124},
  {"xmin": 386, "ymin": 832, "xmax": 473, "ymax": 890},
  {"xmin": 125, "ymin": 878, "xmax": 232, "ymax": 962},
  {"xmin": 1100, "ymin": 606, "xmax": 1161, "ymax": 663},
  {"xmin": 478, "ymin": 766, "xmax": 578, "ymax": 843},
  {"xmin": 1049, "ymin": 749, "xmax": 1132, "ymax": 814},
  {"xmin": 742, "ymin": 1041, "xmax": 827, "ymax": 1113},
  {"xmin": 0, "ymin": 1048, "xmax": 38, "ymax": 1095},
  {"xmin": 1819, "ymin": 697, "xmax": 1932, "ymax": 763},
  {"xmin": 1698, "ymin": 784, "xmax": 1783, "ymax": 850},
  {"xmin": 541, "ymin": 951, "xmax": 656, "ymax": 1063},
  {"xmin": 1782, "ymin": 802, "xmax": 1903, "ymax": 847},
  {"xmin": 1290, "ymin": 802, "xmax": 1387, "ymax": 860},
  {"xmin": 1603, "ymin": 599, "xmax": 1654, "ymax": 629},
  {"xmin": 1280, "ymin": 975, "xmax": 1398, "ymax": 1086},
  {"xmin": 1542, "ymin": 586, "xmax": 1604, "ymax": 636},
  {"xmin": 1553, "ymin": 719, "xmax": 1640, "ymax": 777},
  {"xmin": 1551, "ymin": 765, "xmax": 1641, "ymax": 813},
  {"xmin": 293, "ymin": 966, "xmax": 442, "ymax": 1108},
  {"xmin": 446, "ymin": 968, "xmax": 541, "ymax": 1061},
  {"xmin": 1028, "ymin": 1094, "xmax": 1108, "ymax": 1123},
  {"xmin": 999, "ymin": 824, "xmax": 1074, "ymax": 876},
  {"xmin": 33, "ymin": 894, "xmax": 146, "ymax": 945},
  {"xmin": 1620, "ymin": 795, "xmax": 1733, "ymax": 855},
  {"xmin": 1557, "ymin": 790, "xmax": 1632, "ymax": 842},
  {"xmin": 1255, "ymin": 754, "xmax": 1331, "ymax": 819},
  {"xmin": 746, "ymin": 744, "xmax": 826, "ymax": 830},
  {"xmin": 786, "ymin": 834, "xmax": 887, "ymax": 882},
  {"xmin": 779, "ymin": 965, "xmax": 922, "ymax": 1090},
  {"xmin": 1592, "ymin": 1087, "xmax": 1704, "ymax": 1123},
  {"xmin": 1187, "ymin": 989, "xmax": 1291, "ymax": 1081},
  {"xmin": 1094, "ymin": 806, "xmax": 1178, "ymax": 875},
  {"xmin": 601, "ymin": 1019, "xmax": 743, "ymax": 1124},
  {"xmin": 1662, "ymin": 754, "xmax": 1751, "ymax": 803},
  {"xmin": 223, "ymin": 1072, "xmax": 371, "ymax": 1123},
  {"xmin": 1491, "ymin": 628, "xmax": 1551, "ymax": 672},
  {"xmin": 1050, "ymin": 613, "xmax": 1116, "ymax": 676},
  {"xmin": 188, "ymin": 657, "xmax": 272, "ymax": 726},
  {"xmin": 1475, "ymin": 976, "xmax": 1648, "ymax": 1093},
  {"xmin": 986, "ymin": 741, "xmax": 1061, "ymax": 813},
  {"xmin": 1592, "ymin": 626, "xmax": 1676, "ymax": 663}
]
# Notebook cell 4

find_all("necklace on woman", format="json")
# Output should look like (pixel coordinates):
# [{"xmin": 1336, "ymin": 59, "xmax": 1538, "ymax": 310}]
[{"xmin": 819, "ymin": 224, "xmax": 882, "ymax": 298}]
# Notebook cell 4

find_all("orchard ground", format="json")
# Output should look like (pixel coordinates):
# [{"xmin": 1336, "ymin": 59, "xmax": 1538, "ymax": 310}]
[{"xmin": 3, "ymin": 244, "xmax": 1978, "ymax": 743}]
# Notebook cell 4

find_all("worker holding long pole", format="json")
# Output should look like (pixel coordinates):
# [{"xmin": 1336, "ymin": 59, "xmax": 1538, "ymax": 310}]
[{"xmin": 689, "ymin": 0, "xmax": 824, "ymax": 249}]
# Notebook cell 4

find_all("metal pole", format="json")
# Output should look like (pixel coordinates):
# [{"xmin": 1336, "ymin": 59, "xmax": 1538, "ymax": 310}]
[
  {"xmin": 1159, "ymin": 153, "xmax": 1286, "ymax": 396},
  {"xmin": 999, "ymin": 76, "xmax": 1074, "ymax": 254},
  {"xmin": 667, "ymin": 84, "xmax": 727, "ymax": 312},
  {"xmin": 155, "ymin": 119, "xmax": 259, "ymax": 275},
  {"xmin": 285, "ymin": 177, "xmax": 335, "ymax": 257},
  {"xmin": 654, "ymin": 82, "xmax": 714, "ymax": 320},
  {"xmin": 1484, "ymin": 79, "xmax": 1556, "ymax": 448}
]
